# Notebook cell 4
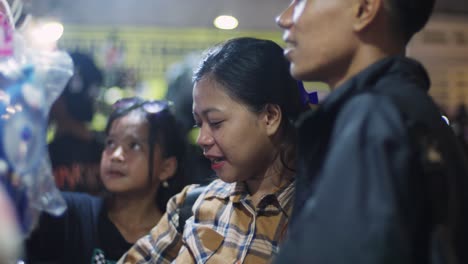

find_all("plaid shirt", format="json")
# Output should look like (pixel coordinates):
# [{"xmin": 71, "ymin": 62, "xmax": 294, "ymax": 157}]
[{"xmin": 119, "ymin": 178, "xmax": 295, "ymax": 264}]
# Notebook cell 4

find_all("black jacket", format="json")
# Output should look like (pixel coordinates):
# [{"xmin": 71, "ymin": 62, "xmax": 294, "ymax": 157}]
[{"xmin": 275, "ymin": 57, "xmax": 468, "ymax": 264}]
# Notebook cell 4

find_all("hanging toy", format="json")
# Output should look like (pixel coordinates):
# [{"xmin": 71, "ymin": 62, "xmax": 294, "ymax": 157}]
[{"xmin": 0, "ymin": 0, "xmax": 73, "ymax": 244}]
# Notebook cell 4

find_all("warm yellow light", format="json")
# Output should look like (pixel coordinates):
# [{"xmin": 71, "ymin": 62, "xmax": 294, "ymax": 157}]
[{"xmin": 214, "ymin": 15, "xmax": 238, "ymax": 30}]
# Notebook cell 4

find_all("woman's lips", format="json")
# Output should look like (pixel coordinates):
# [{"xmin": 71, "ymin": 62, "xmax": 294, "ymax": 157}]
[{"xmin": 211, "ymin": 160, "xmax": 226, "ymax": 170}]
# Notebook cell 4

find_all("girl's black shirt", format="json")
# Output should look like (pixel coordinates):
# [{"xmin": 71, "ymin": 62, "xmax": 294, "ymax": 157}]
[{"xmin": 26, "ymin": 192, "xmax": 132, "ymax": 264}]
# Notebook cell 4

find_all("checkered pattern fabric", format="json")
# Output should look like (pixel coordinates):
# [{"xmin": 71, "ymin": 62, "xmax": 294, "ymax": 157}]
[{"xmin": 119, "ymin": 179, "xmax": 295, "ymax": 264}]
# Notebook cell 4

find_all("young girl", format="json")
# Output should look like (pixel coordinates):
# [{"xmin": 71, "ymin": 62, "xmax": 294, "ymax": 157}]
[
  {"xmin": 26, "ymin": 97, "xmax": 189, "ymax": 264},
  {"xmin": 120, "ymin": 37, "xmax": 307, "ymax": 264}
]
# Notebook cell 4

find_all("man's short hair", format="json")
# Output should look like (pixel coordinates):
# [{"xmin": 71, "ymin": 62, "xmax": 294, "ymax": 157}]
[{"xmin": 384, "ymin": 0, "xmax": 436, "ymax": 43}]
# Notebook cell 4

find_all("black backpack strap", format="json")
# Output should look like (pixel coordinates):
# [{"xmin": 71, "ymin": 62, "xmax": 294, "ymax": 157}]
[{"xmin": 177, "ymin": 185, "xmax": 206, "ymax": 233}]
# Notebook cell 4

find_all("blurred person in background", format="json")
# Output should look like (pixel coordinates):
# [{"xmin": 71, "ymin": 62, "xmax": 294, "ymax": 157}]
[
  {"xmin": 48, "ymin": 51, "xmax": 105, "ymax": 195},
  {"xmin": 165, "ymin": 53, "xmax": 213, "ymax": 184},
  {"xmin": 275, "ymin": 0, "xmax": 468, "ymax": 263}
]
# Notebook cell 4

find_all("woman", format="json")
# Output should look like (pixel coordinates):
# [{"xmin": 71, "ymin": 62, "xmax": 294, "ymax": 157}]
[
  {"xmin": 120, "ymin": 37, "xmax": 307, "ymax": 264},
  {"xmin": 26, "ymin": 97, "xmax": 189, "ymax": 264}
]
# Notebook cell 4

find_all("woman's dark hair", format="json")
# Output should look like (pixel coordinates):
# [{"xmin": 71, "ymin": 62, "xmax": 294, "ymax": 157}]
[
  {"xmin": 193, "ymin": 37, "xmax": 306, "ymax": 171},
  {"xmin": 105, "ymin": 98, "xmax": 188, "ymax": 212}
]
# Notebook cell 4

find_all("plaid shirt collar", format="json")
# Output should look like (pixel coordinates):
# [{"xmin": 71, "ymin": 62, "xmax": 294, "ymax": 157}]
[{"xmin": 203, "ymin": 177, "xmax": 295, "ymax": 216}]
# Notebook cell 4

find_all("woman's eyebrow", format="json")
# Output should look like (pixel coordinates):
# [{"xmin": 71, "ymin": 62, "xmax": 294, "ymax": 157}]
[{"xmin": 201, "ymin": 107, "xmax": 222, "ymax": 116}]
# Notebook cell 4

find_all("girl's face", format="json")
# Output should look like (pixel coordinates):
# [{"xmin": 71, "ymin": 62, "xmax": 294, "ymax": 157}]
[
  {"xmin": 100, "ymin": 111, "xmax": 164, "ymax": 196},
  {"xmin": 192, "ymin": 77, "xmax": 278, "ymax": 183}
]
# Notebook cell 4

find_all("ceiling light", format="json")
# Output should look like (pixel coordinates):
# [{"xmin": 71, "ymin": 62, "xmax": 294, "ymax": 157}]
[{"xmin": 214, "ymin": 15, "xmax": 238, "ymax": 30}]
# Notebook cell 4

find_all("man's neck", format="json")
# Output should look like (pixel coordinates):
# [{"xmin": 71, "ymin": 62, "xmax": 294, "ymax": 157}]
[{"xmin": 330, "ymin": 44, "xmax": 405, "ymax": 89}]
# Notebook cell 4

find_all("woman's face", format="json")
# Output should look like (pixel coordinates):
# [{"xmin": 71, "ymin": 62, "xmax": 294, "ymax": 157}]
[
  {"xmin": 100, "ymin": 111, "xmax": 164, "ymax": 196},
  {"xmin": 192, "ymin": 77, "xmax": 277, "ymax": 183}
]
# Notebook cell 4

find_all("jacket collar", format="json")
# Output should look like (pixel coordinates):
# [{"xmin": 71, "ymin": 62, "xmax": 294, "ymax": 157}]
[{"xmin": 296, "ymin": 56, "xmax": 430, "ymax": 128}]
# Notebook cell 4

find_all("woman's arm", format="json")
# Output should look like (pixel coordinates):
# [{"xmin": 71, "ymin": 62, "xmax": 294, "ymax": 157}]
[{"xmin": 119, "ymin": 185, "xmax": 199, "ymax": 264}]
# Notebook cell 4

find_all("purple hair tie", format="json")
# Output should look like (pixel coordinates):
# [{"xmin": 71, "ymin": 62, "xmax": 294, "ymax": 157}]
[{"xmin": 297, "ymin": 81, "xmax": 319, "ymax": 105}]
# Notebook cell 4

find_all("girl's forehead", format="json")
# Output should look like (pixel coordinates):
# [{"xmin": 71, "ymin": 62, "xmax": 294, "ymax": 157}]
[
  {"xmin": 115, "ymin": 110, "xmax": 147, "ymax": 124},
  {"xmin": 109, "ymin": 112, "xmax": 149, "ymax": 136}
]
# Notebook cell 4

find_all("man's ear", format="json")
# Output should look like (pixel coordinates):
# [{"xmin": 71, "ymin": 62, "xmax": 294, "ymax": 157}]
[
  {"xmin": 158, "ymin": 157, "xmax": 178, "ymax": 182},
  {"xmin": 352, "ymin": 0, "xmax": 383, "ymax": 32},
  {"xmin": 262, "ymin": 104, "xmax": 282, "ymax": 136}
]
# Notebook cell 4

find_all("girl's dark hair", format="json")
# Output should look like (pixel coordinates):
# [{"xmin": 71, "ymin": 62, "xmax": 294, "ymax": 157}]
[
  {"xmin": 193, "ymin": 37, "xmax": 306, "ymax": 171},
  {"xmin": 105, "ymin": 98, "xmax": 188, "ymax": 212}
]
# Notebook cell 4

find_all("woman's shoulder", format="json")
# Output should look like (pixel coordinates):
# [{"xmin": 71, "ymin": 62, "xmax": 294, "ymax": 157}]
[
  {"xmin": 200, "ymin": 179, "xmax": 234, "ymax": 200},
  {"xmin": 166, "ymin": 179, "xmax": 229, "ymax": 217},
  {"xmin": 165, "ymin": 184, "xmax": 201, "ymax": 211}
]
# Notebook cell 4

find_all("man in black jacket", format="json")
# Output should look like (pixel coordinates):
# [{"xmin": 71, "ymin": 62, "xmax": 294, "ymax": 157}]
[{"xmin": 276, "ymin": 0, "xmax": 468, "ymax": 263}]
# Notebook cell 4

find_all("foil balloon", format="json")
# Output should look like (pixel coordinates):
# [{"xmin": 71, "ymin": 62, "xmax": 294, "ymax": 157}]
[{"xmin": 0, "ymin": 9, "xmax": 73, "ymax": 238}]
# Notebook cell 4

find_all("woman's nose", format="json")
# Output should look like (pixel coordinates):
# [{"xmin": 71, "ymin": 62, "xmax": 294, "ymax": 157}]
[{"xmin": 196, "ymin": 128, "xmax": 214, "ymax": 153}]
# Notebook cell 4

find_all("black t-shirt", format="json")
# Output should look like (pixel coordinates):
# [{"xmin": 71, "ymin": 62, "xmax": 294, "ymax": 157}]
[
  {"xmin": 96, "ymin": 207, "xmax": 132, "ymax": 263},
  {"xmin": 26, "ymin": 192, "xmax": 132, "ymax": 264}
]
